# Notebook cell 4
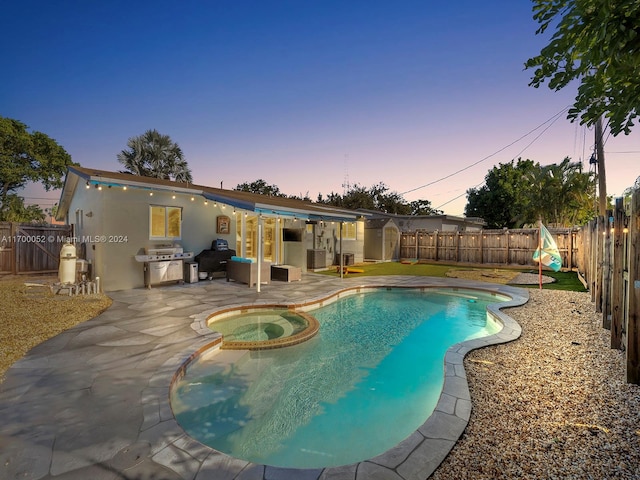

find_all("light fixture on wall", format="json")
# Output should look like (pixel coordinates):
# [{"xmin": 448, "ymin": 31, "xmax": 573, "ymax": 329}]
[
  {"xmin": 85, "ymin": 181, "xmax": 90, "ymax": 189},
  {"xmin": 204, "ymin": 200, "xmax": 208, "ymax": 205},
  {"xmin": 149, "ymin": 192, "xmax": 153, "ymax": 196},
  {"xmin": 123, "ymin": 186, "xmax": 127, "ymax": 191}
]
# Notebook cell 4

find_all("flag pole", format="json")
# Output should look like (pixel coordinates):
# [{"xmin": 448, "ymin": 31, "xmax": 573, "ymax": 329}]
[{"xmin": 538, "ymin": 219, "xmax": 543, "ymax": 290}]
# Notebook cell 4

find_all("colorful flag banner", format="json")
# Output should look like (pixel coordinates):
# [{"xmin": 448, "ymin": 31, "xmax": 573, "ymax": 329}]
[{"xmin": 533, "ymin": 223, "xmax": 562, "ymax": 272}]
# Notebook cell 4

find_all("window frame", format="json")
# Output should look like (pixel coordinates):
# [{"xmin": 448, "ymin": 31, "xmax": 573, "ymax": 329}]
[
  {"xmin": 341, "ymin": 222, "xmax": 357, "ymax": 240},
  {"xmin": 149, "ymin": 205, "xmax": 182, "ymax": 240}
]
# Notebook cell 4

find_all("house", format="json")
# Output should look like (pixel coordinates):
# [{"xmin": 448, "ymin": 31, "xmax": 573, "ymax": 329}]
[
  {"xmin": 363, "ymin": 211, "xmax": 486, "ymax": 261},
  {"xmin": 55, "ymin": 166, "xmax": 366, "ymax": 291}
]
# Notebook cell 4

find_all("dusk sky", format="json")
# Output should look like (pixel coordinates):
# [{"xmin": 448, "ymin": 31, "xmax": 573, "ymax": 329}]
[{"xmin": 3, "ymin": 1, "xmax": 639, "ymax": 216}]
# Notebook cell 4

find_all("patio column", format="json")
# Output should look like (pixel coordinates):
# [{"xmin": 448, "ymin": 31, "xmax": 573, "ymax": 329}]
[
  {"xmin": 339, "ymin": 221, "xmax": 344, "ymax": 279},
  {"xmin": 257, "ymin": 219, "xmax": 263, "ymax": 293}
]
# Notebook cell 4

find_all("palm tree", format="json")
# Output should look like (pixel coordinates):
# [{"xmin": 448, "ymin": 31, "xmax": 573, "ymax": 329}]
[
  {"xmin": 526, "ymin": 158, "xmax": 595, "ymax": 227},
  {"xmin": 117, "ymin": 129, "xmax": 193, "ymax": 183}
]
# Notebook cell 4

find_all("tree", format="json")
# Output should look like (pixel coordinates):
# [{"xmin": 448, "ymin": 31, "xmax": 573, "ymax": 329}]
[
  {"xmin": 320, "ymin": 182, "xmax": 441, "ymax": 215},
  {"xmin": 408, "ymin": 199, "xmax": 443, "ymax": 216},
  {"xmin": 322, "ymin": 182, "xmax": 410, "ymax": 214},
  {"xmin": 525, "ymin": 158, "xmax": 596, "ymax": 226},
  {"xmin": 117, "ymin": 129, "xmax": 192, "ymax": 182},
  {"xmin": 0, "ymin": 116, "xmax": 73, "ymax": 221},
  {"xmin": 525, "ymin": 0, "xmax": 640, "ymax": 135},
  {"xmin": 466, "ymin": 159, "xmax": 538, "ymax": 228},
  {"xmin": 0, "ymin": 194, "xmax": 46, "ymax": 223},
  {"xmin": 465, "ymin": 158, "xmax": 595, "ymax": 228},
  {"xmin": 235, "ymin": 179, "xmax": 286, "ymax": 197}
]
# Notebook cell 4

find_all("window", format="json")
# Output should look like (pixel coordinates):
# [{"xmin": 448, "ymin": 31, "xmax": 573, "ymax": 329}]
[
  {"xmin": 341, "ymin": 222, "xmax": 357, "ymax": 239},
  {"xmin": 150, "ymin": 206, "xmax": 182, "ymax": 239}
]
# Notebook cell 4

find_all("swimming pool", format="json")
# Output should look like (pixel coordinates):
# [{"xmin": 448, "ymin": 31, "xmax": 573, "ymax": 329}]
[{"xmin": 171, "ymin": 287, "xmax": 507, "ymax": 468}]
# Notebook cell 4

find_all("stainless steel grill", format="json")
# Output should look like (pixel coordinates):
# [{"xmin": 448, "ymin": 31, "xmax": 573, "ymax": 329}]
[{"xmin": 135, "ymin": 245, "xmax": 194, "ymax": 288}]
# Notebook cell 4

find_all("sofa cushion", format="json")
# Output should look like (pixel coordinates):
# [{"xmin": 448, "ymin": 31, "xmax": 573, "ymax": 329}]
[{"xmin": 230, "ymin": 256, "xmax": 254, "ymax": 263}]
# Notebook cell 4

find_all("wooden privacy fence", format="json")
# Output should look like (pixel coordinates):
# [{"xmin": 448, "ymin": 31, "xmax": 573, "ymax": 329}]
[
  {"xmin": 0, "ymin": 222, "xmax": 74, "ymax": 275},
  {"xmin": 580, "ymin": 192, "xmax": 640, "ymax": 384},
  {"xmin": 400, "ymin": 227, "xmax": 580, "ymax": 269}
]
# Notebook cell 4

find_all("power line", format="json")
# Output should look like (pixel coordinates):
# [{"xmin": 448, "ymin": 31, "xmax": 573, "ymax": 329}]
[
  {"xmin": 399, "ymin": 105, "xmax": 571, "ymax": 196},
  {"xmin": 433, "ymin": 107, "xmax": 570, "ymax": 212}
]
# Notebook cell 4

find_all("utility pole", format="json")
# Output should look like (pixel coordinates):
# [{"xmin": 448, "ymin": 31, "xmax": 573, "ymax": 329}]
[{"xmin": 595, "ymin": 117, "xmax": 607, "ymax": 216}]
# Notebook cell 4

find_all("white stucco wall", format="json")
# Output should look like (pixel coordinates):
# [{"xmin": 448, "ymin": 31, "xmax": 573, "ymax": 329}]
[{"xmin": 67, "ymin": 184, "xmax": 237, "ymax": 291}]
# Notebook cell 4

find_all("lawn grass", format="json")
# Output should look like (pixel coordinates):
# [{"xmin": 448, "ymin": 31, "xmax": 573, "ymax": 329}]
[
  {"xmin": 510, "ymin": 269, "xmax": 587, "ymax": 292},
  {"xmin": 317, "ymin": 262, "xmax": 587, "ymax": 292},
  {"xmin": 322, "ymin": 261, "xmax": 456, "ymax": 277}
]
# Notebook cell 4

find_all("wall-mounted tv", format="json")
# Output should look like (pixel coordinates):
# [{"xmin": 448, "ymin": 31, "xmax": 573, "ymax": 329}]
[{"xmin": 282, "ymin": 228, "xmax": 303, "ymax": 242}]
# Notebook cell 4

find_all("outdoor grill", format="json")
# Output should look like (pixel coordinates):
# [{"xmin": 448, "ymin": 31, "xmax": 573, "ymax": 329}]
[{"xmin": 135, "ymin": 245, "xmax": 194, "ymax": 288}]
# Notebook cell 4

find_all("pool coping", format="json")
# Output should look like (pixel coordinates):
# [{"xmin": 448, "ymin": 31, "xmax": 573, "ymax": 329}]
[{"xmin": 165, "ymin": 281, "xmax": 527, "ymax": 480}]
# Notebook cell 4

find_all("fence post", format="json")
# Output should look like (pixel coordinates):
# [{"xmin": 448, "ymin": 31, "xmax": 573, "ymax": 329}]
[
  {"xmin": 10, "ymin": 222, "xmax": 18, "ymax": 274},
  {"xmin": 611, "ymin": 198, "xmax": 625, "ymax": 349},
  {"xmin": 595, "ymin": 216, "xmax": 605, "ymax": 312},
  {"xmin": 602, "ymin": 210, "xmax": 613, "ymax": 329},
  {"xmin": 434, "ymin": 232, "xmax": 439, "ymax": 262},
  {"xmin": 569, "ymin": 230, "xmax": 575, "ymax": 270},
  {"xmin": 627, "ymin": 190, "xmax": 640, "ymax": 384},
  {"xmin": 505, "ymin": 230, "xmax": 510, "ymax": 265}
]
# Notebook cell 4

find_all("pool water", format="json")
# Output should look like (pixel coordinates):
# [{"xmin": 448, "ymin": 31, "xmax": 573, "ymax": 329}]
[
  {"xmin": 210, "ymin": 310, "xmax": 308, "ymax": 342},
  {"xmin": 171, "ymin": 288, "xmax": 506, "ymax": 468}
]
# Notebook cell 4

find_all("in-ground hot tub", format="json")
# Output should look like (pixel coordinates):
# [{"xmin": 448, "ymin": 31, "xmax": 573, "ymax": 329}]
[{"xmin": 208, "ymin": 308, "xmax": 319, "ymax": 350}]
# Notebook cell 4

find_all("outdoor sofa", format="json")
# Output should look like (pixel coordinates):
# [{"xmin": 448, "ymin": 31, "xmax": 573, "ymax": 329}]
[{"xmin": 226, "ymin": 256, "xmax": 271, "ymax": 287}]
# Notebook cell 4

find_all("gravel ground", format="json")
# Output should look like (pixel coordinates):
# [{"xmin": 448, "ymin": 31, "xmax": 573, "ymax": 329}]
[
  {"xmin": 0, "ymin": 278, "xmax": 112, "ymax": 382},
  {"xmin": 431, "ymin": 289, "xmax": 640, "ymax": 480}
]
